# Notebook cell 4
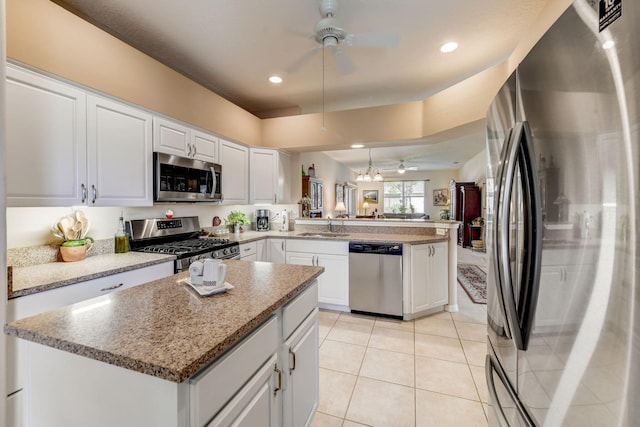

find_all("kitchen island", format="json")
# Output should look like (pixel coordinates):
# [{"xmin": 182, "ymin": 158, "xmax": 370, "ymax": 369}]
[{"xmin": 4, "ymin": 260, "xmax": 324, "ymax": 426}]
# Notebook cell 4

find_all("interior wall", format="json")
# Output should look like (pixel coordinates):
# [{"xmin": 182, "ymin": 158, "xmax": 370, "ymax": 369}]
[
  {"xmin": 355, "ymin": 169, "xmax": 458, "ymax": 220},
  {"xmin": 1, "ymin": 0, "xmax": 8, "ymax": 420},
  {"xmin": 6, "ymin": 0, "xmax": 262, "ymax": 146},
  {"xmin": 294, "ymin": 152, "xmax": 355, "ymax": 217}
]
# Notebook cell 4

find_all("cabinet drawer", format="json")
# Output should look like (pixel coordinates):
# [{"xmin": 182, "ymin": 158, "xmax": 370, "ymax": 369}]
[
  {"xmin": 240, "ymin": 241, "xmax": 257, "ymax": 258},
  {"xmin": 282, "ymin": 282, "xmax": 318, "ymax": 340},
  {"xmin": 286, "ymin": 239, "xmax": 348, "ymax": 255},
  {"xmin": 190, "ymin": 315, "xmax": 278, "ymax": 426}
]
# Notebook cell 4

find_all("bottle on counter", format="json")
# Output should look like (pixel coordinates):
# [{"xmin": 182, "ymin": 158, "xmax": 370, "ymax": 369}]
[{"xmin": 115, "ymin": 213, "xmax": 129, "ymax": 253}]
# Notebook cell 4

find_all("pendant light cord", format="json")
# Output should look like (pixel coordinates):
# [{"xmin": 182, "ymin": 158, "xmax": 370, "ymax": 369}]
[{"xmin": 322, "ymin": 41, "xmax": 326, "ymax": 132}]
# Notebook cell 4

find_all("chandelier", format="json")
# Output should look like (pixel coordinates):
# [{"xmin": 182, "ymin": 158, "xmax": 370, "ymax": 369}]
[{"xmin": 356, "ymin": 149, "xmax": 383, "ymax": 182}]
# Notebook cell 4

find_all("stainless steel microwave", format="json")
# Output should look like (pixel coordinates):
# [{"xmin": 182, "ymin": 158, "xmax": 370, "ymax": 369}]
[{"xmin": 154, "ymin": 152, "xmax": 223, "ymax": 202}]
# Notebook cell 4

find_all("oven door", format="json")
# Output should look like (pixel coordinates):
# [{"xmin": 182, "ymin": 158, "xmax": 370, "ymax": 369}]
[{"xmin": 154, "ymin": 152, "xmax": 222, "ymax": 202}]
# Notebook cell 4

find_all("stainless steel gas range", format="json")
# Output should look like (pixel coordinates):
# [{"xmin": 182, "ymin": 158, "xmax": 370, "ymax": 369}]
[{"xmin": 127, "ymin": 216, "xmax": 239, "ymax": 273}]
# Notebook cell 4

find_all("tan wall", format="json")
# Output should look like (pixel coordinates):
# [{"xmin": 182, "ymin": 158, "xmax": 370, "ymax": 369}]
[
  {"xmin": 6, "ymin": 0, "xmax": 262, "ymax": 146},
  {"xmin": 6, "ymin": 0, "xmax": 573, "ymax": 152}
]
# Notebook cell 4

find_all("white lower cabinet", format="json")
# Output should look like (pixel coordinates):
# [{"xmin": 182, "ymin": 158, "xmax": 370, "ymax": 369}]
[
  {"xmin": 409, "ymin": 242, "xmax": 449, "ymax": 314},
  {"xmin": 283, "ymin": 309, "xmax": 319, "ymax": 427},
  {"xmin": 285, "ymin": 239, "xmax": 349, "ymax": 309},
  {"xmin": 267, "ymin": 238, "xmax": 286, "ymax": 264},
  {"xmin": 6, "ymin": 261, "xmax": 174, "ymax": 427},
  {"xmin": 23, "ymin": 281, "xmax": 319, "ymax": 427},
  {"xmin": 256, "ymin": 239, "xmax": 267, "ymax": 261},
  {"xmin": 239, "ymin": 241, "xmax": 258, "ymax": 261}
]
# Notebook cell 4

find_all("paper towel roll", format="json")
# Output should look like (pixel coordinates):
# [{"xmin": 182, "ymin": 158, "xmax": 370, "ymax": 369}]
[{"xmin": 189, "ymin": 261, "xmax": 204, "ymax": 276}]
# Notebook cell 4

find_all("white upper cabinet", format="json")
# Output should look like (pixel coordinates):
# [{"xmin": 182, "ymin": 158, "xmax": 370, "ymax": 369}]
[
  {"xmin": 219, "ymin": 138, "xmax": 249, "ymax": 204},
  {"xmin": 87, "ymin": 94, "xmax": 153, "ymax": 206},
  {"xmin": 6, "ymin": 64, "xmax": 153, "ymax": 207},
  {"xmin": 6, "ymin": 64, "xmax": 87, "ymax": 207},
  {"xmin": 250, "ymin": 148, "xmax": 278, "ymax": 204},
  {"xmin": 250, "ymin": 148, "xmax": 292, "ymax": 204},
  {"xmin": 153, "ymin": 116, "xmax": 219, "ymax": 163},
  {"xmin": 191, "ymin": 129, "xmax": 219, "ymax": 163},
  {"xmin": 153, "ymin": 116, "xmax": 189, "ymax": 157}
]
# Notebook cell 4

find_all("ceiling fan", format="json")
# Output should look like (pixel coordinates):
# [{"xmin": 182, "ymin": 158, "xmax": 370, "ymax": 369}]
[
  {"xmin": 287, "ymin": 0, "xmax": 399, "ymax": 74},
  {"xmin": 380, "ymin": 160, "xmax": 420, "ymax": 174}
]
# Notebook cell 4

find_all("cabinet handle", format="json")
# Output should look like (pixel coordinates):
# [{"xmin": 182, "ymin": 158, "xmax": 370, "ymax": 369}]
[
  {"xmin": 100, "ymin": 283, "xmax": 124, "ymax": 292},
  {"xmin": 81, "ymin": 184, "xmax": 87, "ymax": 203},
  {"xmin": 192, "ymin": 144, "xmax": 197, "ymax": 157},
  {"xmin": 186, "ymin": 143, "xmax": 192, "ymax": 157},
  {"xmin": 281, "ymin": 241, "xmax": 285, "ymax": 251},
  {"xmin": 289, "ymin": 348, "xmax": 296, "ymax": 373},
  {"xmin": 244, "ymin": 247, "xmax": 251, "ymax": 252},
  {"xmin": 273, "ymin": 365, "xmax": 282, "ymax": 396},
  {"xmin": 91, "ymin": 185, "xmax": 97, "ymax": 204}
]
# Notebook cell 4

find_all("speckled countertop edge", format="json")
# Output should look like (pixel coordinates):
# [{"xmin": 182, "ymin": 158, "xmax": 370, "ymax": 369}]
[
  {"xmin": 9, "ymin": 253, "xmax": 176, "ymax": 299},
  {"xmin": 4, "ymin": 261, "xmax": 324, "ymax": 383}
]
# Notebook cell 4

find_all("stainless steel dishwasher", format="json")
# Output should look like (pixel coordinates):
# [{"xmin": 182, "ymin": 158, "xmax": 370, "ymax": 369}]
[{"xmin": 349, "ymin": 242, "xmax": 403, "ymax": 318}]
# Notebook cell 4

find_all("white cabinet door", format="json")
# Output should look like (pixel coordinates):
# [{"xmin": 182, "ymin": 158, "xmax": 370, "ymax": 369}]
[
  {"xmin": 250, "ymin": 148, "xmax": 278, "ymax": 204},
  {"xmin": 191, "ymin": 129, "xmax": 219, "ymax": 163},
  {"xmin": 220, "ymin": 138, "xmax": 249, "ymax": 204},
  {"xmin": 207, "ymin": 355, "xmax": 280, "ymax": 427},
  {"xmin": 256, "ymin": 240, "xmax": 267, "ymax": 262},
  {"xmin": 6, "ymin": 64, "xmax": 87, "ymax": 206},
  {"xmin": 277, "ymin": 151, "xmax": 292, "ymax": 204},
  {"xmin": 286, "ymin": 240, "xmax": 348, "ymax": 308},
  {"xmin": 87, "ymin": 94, "xmax": 153, "ymax": 206},
  {"xmin": 153, "ymin": 116, "xmax": 190, "ymax": 157},
  {"xmin": 316, "ymin": 254, "xmax": 349, "ymax": 307},
  {"xmin": 410, "ymin": 242, "xmax": 449, "ymax": 313},
  {"xmin": 268, "ymin": 239, "xmax": 286, "ymax": 264},
  {"xmin": 283, "ymin": 310, "xmax": 319, "ymax": 427}
]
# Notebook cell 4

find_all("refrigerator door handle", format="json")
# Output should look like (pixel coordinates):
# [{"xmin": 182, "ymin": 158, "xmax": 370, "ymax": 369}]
[
  {"xmin": 496, "ymin": 121, "xmax": 542, "ymax": 350},
  {"xmin": 514, "ymin": 121, "xmax": 543, "ymax": 351}
]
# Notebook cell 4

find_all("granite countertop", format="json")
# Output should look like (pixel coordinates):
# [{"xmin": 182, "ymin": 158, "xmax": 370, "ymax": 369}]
[
  {"xmin": 9, "ymin": 252, "xmax": 176, "ymax": 299},
  {"xmin": 220, "ymin": 230, "xmax": 449, "ymax": 245},
  {"xmin": 4, "ymin": 260, "xmax": 324, "ymax": 383}
]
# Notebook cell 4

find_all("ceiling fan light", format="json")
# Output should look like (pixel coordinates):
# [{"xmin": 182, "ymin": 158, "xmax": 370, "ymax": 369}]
[
  {"xmin": 364, "ymin": 173, "xmax": 372, "ymax": 182},
  {"xmin": 374, "ymin": 171, "xmax": 383, "ymax": 181},
  {"xmin": 398, "ymin": 161, "xmax": 406, "ymax": 174},
  {"xmin": 356, "ymin": 172, "xmax": 364, "ymax": 181}
]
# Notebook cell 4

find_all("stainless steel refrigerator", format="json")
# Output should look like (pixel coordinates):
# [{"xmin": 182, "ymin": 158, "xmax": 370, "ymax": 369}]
[{"xmin": 485, "ymin": 1, "xmax": 638, "ymax": 426}]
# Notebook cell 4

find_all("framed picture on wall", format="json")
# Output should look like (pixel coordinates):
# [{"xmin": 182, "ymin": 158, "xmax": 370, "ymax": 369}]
[
  {"xmin": 335, "ymin": 184, "xmax": 344, "ymax": 203},
  {"xmin": 433, "ymin": 188, "xmax": 449, "ymax": 206},
  {"xmin": 363, "ymin": 190, "xmax": 378, "ymax": 203}
]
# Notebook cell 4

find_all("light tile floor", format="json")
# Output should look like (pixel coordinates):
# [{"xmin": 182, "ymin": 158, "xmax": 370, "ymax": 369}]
[{"xmin": 311, "ymin": 247, "xmax": 489, "ymax": 427}]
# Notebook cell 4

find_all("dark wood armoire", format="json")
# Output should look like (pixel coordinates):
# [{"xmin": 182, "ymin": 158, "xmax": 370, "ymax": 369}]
[{"xmin": 450, "ymin": 181, "xmax": 481, "ymax": 247}]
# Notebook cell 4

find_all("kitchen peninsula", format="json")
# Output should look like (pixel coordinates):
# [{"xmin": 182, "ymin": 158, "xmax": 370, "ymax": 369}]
[{"xmin": 4, "ymin": 260, "xmax": 323, "ymax": 426}]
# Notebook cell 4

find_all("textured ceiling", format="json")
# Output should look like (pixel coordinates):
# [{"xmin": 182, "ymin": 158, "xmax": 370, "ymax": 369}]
[{"xmin": 55, "ymin": 0, "xmax": 552, "ymax": 171}]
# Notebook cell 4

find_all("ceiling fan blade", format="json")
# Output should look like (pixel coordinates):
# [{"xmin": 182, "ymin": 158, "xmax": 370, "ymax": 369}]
[
  {"xmin": 345, "ymin": 32, "xmax": 399, "ymax": 49},
  {"xmin": 331, "ymin": 46, "xmax": 355, "ymax": 74},
  {"xmin": 286, "ymin": 45, "xmax": 321, "ymax": 73}
]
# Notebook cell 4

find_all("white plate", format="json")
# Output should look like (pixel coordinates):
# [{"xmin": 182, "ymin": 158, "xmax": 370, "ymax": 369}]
[{"xmin": 183, "ymin": 279, "xmax": 234, "ymax": 296}]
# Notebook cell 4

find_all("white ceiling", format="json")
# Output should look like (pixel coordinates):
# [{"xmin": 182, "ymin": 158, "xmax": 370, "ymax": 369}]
[{"xmin": 55, "ymin": 0, "xmax": 551, "ymax": 172}]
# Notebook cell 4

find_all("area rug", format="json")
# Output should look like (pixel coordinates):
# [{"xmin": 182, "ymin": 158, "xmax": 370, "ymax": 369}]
[{"xmin": 457, "ymin": 264, "xmax": 487, "ymax": 304}]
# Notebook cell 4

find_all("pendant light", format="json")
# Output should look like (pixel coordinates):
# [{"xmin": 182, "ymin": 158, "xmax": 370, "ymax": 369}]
[{"xmin": 359, "ymin": 149, "xmax": 383, "ymax": 182}]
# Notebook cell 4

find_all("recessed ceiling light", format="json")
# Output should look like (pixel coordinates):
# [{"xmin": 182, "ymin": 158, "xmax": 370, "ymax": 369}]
[
  {"xmin": 268, "ymin": 75, "xmax": 283, "ymax": 84},
  {"xmin": 351, "ymin": 144, "xmax": 365, "ymax": 148},
  {"xmin": 440, "ymin": 42, "xmax": 458, "ymax": 53}
]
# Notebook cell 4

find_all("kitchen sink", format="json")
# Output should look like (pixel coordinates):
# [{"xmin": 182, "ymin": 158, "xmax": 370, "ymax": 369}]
[{"xmin": 297, "ymin": 232, "xmax": 350, "ymax": 237}]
